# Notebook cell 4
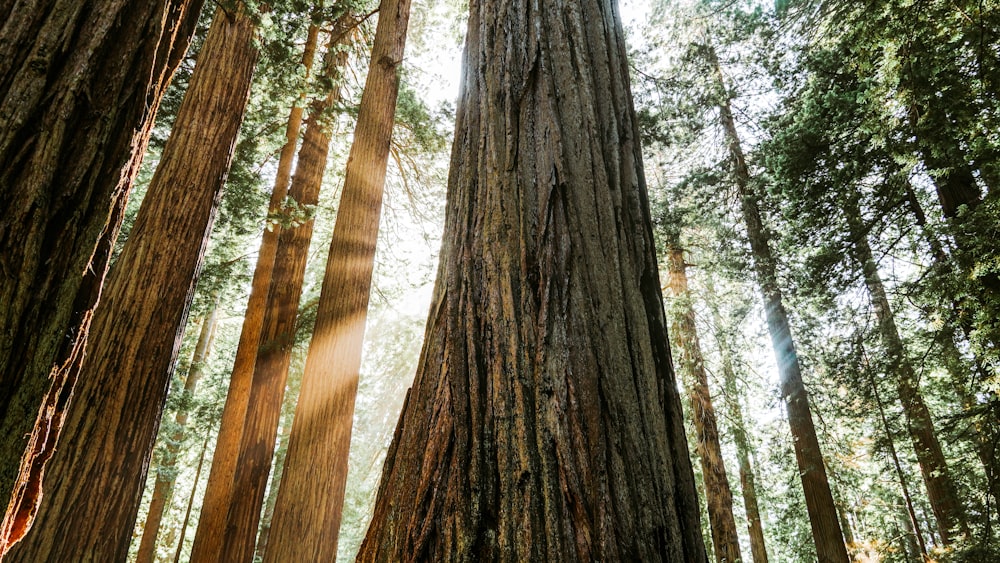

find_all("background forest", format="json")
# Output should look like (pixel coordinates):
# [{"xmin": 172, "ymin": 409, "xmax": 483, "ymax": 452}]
[{"xmin": 1, "ymin": 0, "xmax": 998, "ymax": 561}]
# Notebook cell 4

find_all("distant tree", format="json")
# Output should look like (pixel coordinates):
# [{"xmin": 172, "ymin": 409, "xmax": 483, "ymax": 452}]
[
  {"xmin": 358, "ymin": 0, "xmax": 708, "ymax": 559},
  {"xmin": 0, "ymin": 1, "xmax": 204, "ymax": 552}
]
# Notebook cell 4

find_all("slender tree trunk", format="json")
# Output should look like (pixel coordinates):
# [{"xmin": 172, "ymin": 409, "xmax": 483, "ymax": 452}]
[
  {"xmin": 867, "ymin": 359, "xmax": 929, "ymax": 560},
  {"xmin": 173, "ymin": 436, "xmax": 210, "ymax": 563},
  {"xmin": 189, "ymin": 22, "xmax": 320, "ymax": 563},
  {"xmin": 218, "ymin": 17, "xmax": 353, "ymax": 562},
  {"xmin": 707, "ymin": 44, "xmax": 849, "ymax": 563},
  {"xmin": 262, "ymin": 4, "xmax": 412, "ymax": 560},
  {"xmin": 667, "ymin": 247, "xmax": 743, "ymax": 563},
  {"xmin": 252, "ymin": 399, "xmax": 295, "ymax": 562},
  {"xmin": 0, "ymin": 1, "xmax": 204, "ymax": 553},
  {"xmin": 705, "ymin": 278, "xmax": 770, "ymax": 563},
  {"xmin": 844, "ymin": 197, "xmax": 969, "ymax": 544},
  {"xmin": 358, "ymin": 1, "xmax": 708, "ymax": 560},
  {"xmin": 136, "ymin": 304, "xmax": 220, "ymax": 563},
  {"xmin": 6, "ymin": 7, "xmax": 259, "ymax": 561}
]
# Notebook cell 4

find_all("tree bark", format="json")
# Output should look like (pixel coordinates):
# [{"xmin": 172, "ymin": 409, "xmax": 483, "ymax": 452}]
[
  {"xmin": 707, "ymin": 44, "xmax": 849, "ymax": 563},
  {"xmin": 358, "ymin": 1, "xmax": 708, "ymax": 560},
  {"xmin": 0, "ymin": 1, "xmax": 203, "ymax": 553},
  {"xmin": 217, "ymin": 17, "xmax": 353, "ymax": 563},
  {"xmin": 6, "ymin": 7, "xmax": 258, "ymax": 561},
  {"xmin": 135, "ymin": 303, "xmax": 220, "ymax": 563},
  {"xmin": 666, "ymin": 246, "xmax": 743, "ymax": 563},
  {"xmin": 844, "ymin": 197, "xmax": 969, "ymax": 544},
  {"xmin": 188, "ymin": 22, "xmax": 320, "ymax": 563},
  {"xmin": 262, "ymin": 3, "xmax": 411, "ymax": 560}
]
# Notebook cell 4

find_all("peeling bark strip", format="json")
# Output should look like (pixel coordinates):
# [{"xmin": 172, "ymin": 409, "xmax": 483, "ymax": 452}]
[
  {"xmin": 666, "ymin": 247, "xmax": 743, "ymax": 563},
  {"xmin": 358, "ymin": 1, "xmax": 707, "ymax": 560},
  {"xmin": 262, "ymin": 0, "xmax": 412, "ymax": 559},
  {"xmin": 0, "ymin": 0, "xmax": 204, "ymax": 554},
  {"xmin": 188, "ymin": 22, "xmax": 320, "ymax": 563},
  {"xmin": 5, "ymin": 6, "xmax": 259, "ymax": 561}
]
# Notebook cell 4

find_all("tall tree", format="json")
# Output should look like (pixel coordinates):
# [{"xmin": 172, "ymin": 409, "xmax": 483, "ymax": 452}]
[
  {"xmin": 188, "ymin": 21, "xmax": 320, "ymax": 562},
  {"xmin": 0, "ymin": 1, "xmax": 204, "ymax": 551},
  {"xmin": 843, "ymin": 196, "xmax": 969, "ymax": 543},
  {"xmin": 136, "ymin": 303, "xmax": 220, "ymax": 563},
  {"xmin": 666, "ymin": 243, "xmax": 744, "ymax": 563},
  {"xmin": 262, "ymin": 0, "xmax": 411, "ymax": 559},
  {"xmin": 706, "ymin": 43, "xmax": 850, "ymax": 562},
  {"xmin": 6, "ymin": 6, "xmax": 259, "ymax": 560},
  {"xmin": 216, "ymin": 13, "xmax": 356, "ymax": 562},
  {"xmin": 358, "ymin": 0, "xmax": 707, "ymax": 559}
]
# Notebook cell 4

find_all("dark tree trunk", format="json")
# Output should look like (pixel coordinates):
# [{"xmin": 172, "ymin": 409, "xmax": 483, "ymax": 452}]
[
  {"xmin": 189, "ymin": 22, "xmax": 319, "ymax": 563},
  {"xmin": 0, "ymin": 1, "xmax": 203, "ymax": 552},
  {"xmin": 6, "ymin": 7, "xmax": 258, "ymax": 561},
  {"xmin": 262, "ymin": 2, "xmax": 411, "ymax": 560},
  {"xmin": 217, "ymin": 18, "xmax": 353, "ymax": 563},
  {"xmin": 136, "ymin": 304, "xmax": 219, "ymax": 563},
  {"xmin": 844, "ymin": 197, "xmax": 969, "ymax": 544},
  {"xmin": 707, "ymin": 44, "xmax": 849, "ymax": 563},
  {"xmin": 666, "ymin": 246, "xmax": 743, "ymax": 563},
  {"xmin": 357, "ymin": 1, "xmax": 707, "ymax": 560}
]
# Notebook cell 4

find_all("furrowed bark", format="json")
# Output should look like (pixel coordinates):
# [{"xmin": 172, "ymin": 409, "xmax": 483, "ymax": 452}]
[
  {"xmin": 358, "ymin": 1, "xmax": 707, "ymax": 560},
  {"xmin": 0, "ymin": 0, "xmax": 203, "ymax": 553},
  {"xmin": 6, "ymin": 7, "xmax": 258, "ymax": 560},
  {"xmin": 262, "ymin": 1, "xmax": 412, "ymax": 560},
  {"xmin": 666, "ymin": 246, "xmax": 743, "ymax": 563},
  {"xmin": 218, "ymin": 17, "xmax": 353, "ymax": 562},
  {"xmin": 189, "ymin": 22, "xmax": 320, "ymax": 563},
  {"xmin": 707, "ymin": 43, "xmax": 849, "ymax": 563}
]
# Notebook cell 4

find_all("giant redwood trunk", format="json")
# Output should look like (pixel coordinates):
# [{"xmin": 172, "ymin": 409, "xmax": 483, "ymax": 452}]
[
  {"xmin": 262, "ymin": 2, "xmax": 411, "ymax": 560},
  {"xmin": 188, "ymin": 22, "xmax": 320, "ymax": 563},
  {"xmin": 707, "ymin": 44, "xmax": 849, "ymax": 563},
  {"xmin": 217, "ymin": 19, "xmax": 353, "ymax": 563},
  {"xmin": 357, "ymin": 1, "xmax": 707, "ymax": 560},
  {"xmin": 136, "ymin": 304, "xmax": 220, "ymax": 563},
  {"xmin": 0, "ymin": 1, "xmax": 203, "ymax": 552},
  {"xmin": 844, "ymin": 197, "xmax": 969, "ymax": 544},
  {"xmin": 6, "ymin": 7, "xmax": 258, "ymax": 561},
  {"xmin": 666, "ymin": 246, "xmax": 743, "ymax": 563}
]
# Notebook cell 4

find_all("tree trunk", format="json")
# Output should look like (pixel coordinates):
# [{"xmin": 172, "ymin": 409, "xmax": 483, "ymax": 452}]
[
  {"xmin": 844, "ymin": 197, "xmax": 969, "ymax": 544},
  {"xmin": 136, "ymin": 304, "xmax": 220, "ymax": 563},
  {"xmin": 5, "ymin": 7, "xmax": 258, "ymax": 561},
  {"xmin": 666, "ymin": 247, "xmax": 743, "ymax": 563},
  {"xmin": 262, "ymin": 3, "xmax": 411, "ymax": 561},
  {"xmin": 357, "ymin": 1, "xmax": 708, "ymax": 560},
  {"xmin": 705, "ymin": 277, "xmax": 770, "ymax": 563},
  {"xmin": 218, "ymin": 18, "xmax": 353, "ymax": 563},
  {"xmin": 252, "ymin": 396, "xmax": 296, "ymax": 562},
  {"xmin": 0, "ymin": 1, "xmax": 203, "ymax": 553},
  {"xmin": 707, "ymin": 44, "xmax": 849, "ymax": 563},
  {"xmin": 188, "ymin": 22, "xmax": 320, "ymax": 563}
]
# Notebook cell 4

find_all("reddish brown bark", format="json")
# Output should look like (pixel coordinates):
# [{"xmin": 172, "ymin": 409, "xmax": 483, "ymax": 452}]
[
  {"xmin": 262, "ymin": 2, "xmax": 411, "ymax": 560},
  {"xmin": 0, "ymin": 1, "xmax": 203, "ymax": 553},
  {"xmin": 218, "ymin": 18, "xmax": 354, "ymax": 562},
  {"xmin": 707, "ymin": 44, "xmax": 849, "ymax": 563},
  {"xmin": 667, "ymin": 247, "xmax": 743, "ymax": 563},
  {"xmin": 135, "ymin": 304, "xmax": 219, "ymax": 563},
  {"xmin": 5, "ymin": 7, "xmax": 258, "ymax": 561},
  {"xmin": 357, "ymin": 1, "xmax": 707, "ymax": 560},
  {"xmin": 188, "ymin": 22, "xmax": 320, "ymax": 563}
]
